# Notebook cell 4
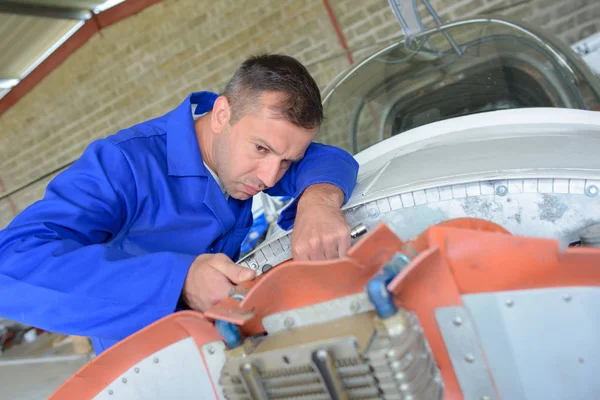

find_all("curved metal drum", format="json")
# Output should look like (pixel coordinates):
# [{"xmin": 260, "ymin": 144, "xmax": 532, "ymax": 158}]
[{"xmin": 238, "ymin": 108, "xmax": 600, "ymax": 274}]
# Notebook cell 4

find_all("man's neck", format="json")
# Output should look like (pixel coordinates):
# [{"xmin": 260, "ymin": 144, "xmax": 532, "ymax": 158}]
[{"xmin": 194, "ymin": 114, "xmax": 218, "ymax": 172}]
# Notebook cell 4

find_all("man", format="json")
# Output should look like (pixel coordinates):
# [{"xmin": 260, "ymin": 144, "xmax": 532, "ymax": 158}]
[{"xmin": 0, "ymin": 54, "xmax": 359, "ymax": 355}]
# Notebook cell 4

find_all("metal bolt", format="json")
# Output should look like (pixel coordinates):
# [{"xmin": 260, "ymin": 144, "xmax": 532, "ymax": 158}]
[
  {"xmin": 207, "ymin": 346, "xmax": 215, "ymax": 355},
  {"xmin": 262, "ymin": 264, "xmax": 273, "ymax": 273},
  {"xmin": 153, "ymin": 358, "xmax": 159, "ymax": 364},
  {"xmin": 250, "ymin": 263, "xmax": 258, "ymax": 270},
  {"xmin": 283, "ymin": 317, "xmax": 295, "ymax": 328},
  {"xmin": 350, "ymin": 301, "xmax": 360, "ymax": 313},
  {"xmin": 122, "ymin": 378, "xmax": 127, "ymax": 384},
  {"xmin": 464, "ymin": 354, "xmax": 475, "ymax": 363},
  {"xmin": 368, "ymin": 208, "xmax": 379, "ymax": 217},
  {"xmin": 232, "ymin": 293, "xmax": 246, "ymax": 302},
  {"xmin": 134, "ymin": 368, "xmax": 140, "ymax": 373},
  {"xmin": 496, "ymin": 185, "xmax": 508, "ymax": 196},
  {"xmin": 505, "ymin": 299, "xmax": 514, "ymax": 307},
  {"xmin": 585, "ymin": 185, "xmax": 599, "ymax": 197},
  {"xmin": 453, "ymin": 317, "xmax": 463, "ymax": 326},
  {"xmin": 563, "ymin": 294, "xmax": 572, "ymax": 302},
  {"xmin": 108, "ymin": 390, "xmax": 114, "ymax": 395}
]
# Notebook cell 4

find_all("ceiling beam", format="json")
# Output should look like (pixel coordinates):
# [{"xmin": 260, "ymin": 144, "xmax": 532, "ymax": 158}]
[
  {"xmin": 0, "ymin": 78, "xmax": 20, "ymax": 89},
  {"xmin": 0, "ymin": 1, "xmax": 92, "ymax": 20}
]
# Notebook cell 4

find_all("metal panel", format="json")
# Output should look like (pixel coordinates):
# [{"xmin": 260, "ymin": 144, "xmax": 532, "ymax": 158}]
[
  {"xmin": 462, "ymin": 287, "xmax": 600, "ymax": 400},
  {"xmin": 435, "ymin": 306, "xmax": 498, "ymax": 400},
  {"xmin": 201, "ymin": 341, "xmax": 227, "ymax": 400},
  {"xmin": 262, "ymin": 293, "xmax": 374, "ymax": 334},
  {"xmin": 0, "ymin": 14, "xmax": 79, "ymax": 78},
  {"xmin": 93, "ymin": 337, "xmax": 216, "ymax": 400}
]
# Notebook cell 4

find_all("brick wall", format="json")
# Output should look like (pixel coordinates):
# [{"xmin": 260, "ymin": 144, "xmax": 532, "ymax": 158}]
[{"xmin": 1, "ymin": 0, "xmax": 599, "ymax": 228}]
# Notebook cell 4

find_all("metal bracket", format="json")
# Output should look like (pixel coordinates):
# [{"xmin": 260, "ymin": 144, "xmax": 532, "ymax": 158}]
[{"xmin": 435, "ymin": 306, "xmax": 498, "ymax": 400}]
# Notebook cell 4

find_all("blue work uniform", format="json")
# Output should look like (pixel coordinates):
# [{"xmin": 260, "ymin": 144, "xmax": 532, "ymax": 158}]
[{"xmin": 0, "ymin": 91, "xmax": 359, "ymax": 355}]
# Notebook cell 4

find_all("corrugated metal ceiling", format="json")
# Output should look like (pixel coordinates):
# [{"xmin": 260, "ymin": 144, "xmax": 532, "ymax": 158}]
[{"xmin": 0, "ymin": 0, "xmax": 124, "ymax": 98}]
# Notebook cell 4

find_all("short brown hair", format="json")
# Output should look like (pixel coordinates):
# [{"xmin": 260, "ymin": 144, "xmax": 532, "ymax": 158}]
[{"xmin": 222, "ymin": 54, "xmax": 324, "ymax": 130}]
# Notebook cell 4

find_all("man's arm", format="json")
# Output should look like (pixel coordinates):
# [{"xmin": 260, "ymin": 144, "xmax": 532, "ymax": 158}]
[
  {"xmin": 0, "ymin": 140, "xmax": 193, "ymax": 341},
  {"xmin": 264, "ymin": 142, "xmax": 359, "ymax": 260}
]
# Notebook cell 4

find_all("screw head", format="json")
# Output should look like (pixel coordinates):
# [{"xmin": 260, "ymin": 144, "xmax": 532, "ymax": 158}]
[
  {"xmin": 134, "ymin": 368, "xmax": 140, "ymax": 373},
  {"xmin": 153, "ymin": 358, "xmax": 159, "ymax": 364},
  {"xmin": 563, "ymin": 294, "xmax": 572, "ymax": 302},
  {"xmin": 464, "ymin": 354, "xmax": 475, "ymax": 363},
  {"xmin": 453, "ymin": 317, "xmax": 463, "ymax": 326},
  {"xmin": 262, "ymin": 264, "xmax": 273, "ymax": 273},
  {"xmin": 122, "ymin": 378, "xmax": 127, "ymax": 384},
  {"xmin": 207, "ymin": 346, "xmax": 215, "ymax": 355},
  {"xmin": 108, "ymin": 390, "xmax": 114, "ymax": 395},
  {"xmin": 505, "ymin": 299, "xmax": 514, "ymax": 307},
  {"xmin": 585, "ymin": 185, "xmax": 599, "ymax": 197},
  {"xmin": 283, "ymin": 317, "xmax": 295, "ymax": 328},
  {"xmin": 496, "ymin": 185, "xmax": 508, "ymax": 196}
]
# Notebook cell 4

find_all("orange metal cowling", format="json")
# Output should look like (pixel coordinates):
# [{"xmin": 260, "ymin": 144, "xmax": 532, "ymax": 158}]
[{"xmin": 49, "ymin": 218, "xmax": 600, "ymax": 400}]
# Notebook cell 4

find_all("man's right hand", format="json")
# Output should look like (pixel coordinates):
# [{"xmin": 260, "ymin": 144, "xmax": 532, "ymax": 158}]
[{"xmin": 182, "ymin": 253, "xmax": 255, "ymax": 312}]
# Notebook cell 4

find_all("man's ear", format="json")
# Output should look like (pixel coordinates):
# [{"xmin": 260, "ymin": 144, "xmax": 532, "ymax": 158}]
[{"xmin": 211, "ymin": 96, "xmax": 232, "ymax": 135}]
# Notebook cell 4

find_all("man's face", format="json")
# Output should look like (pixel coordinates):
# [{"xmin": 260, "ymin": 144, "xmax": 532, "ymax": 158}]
[{"xmin": 214, "ymin": 92, "xmax": 315, "ymax": 200}]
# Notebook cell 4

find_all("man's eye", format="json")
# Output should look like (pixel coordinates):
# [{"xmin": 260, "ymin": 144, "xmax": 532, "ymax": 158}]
[{"xmin": 256, "ymin": 145, "xmax": 268, "ymax": 153}]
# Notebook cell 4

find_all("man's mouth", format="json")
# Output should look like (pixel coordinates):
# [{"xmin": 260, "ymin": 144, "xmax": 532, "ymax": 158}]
[{"xmin": 242, "ymin": 184, "xmax": 260, "ymax": 196}]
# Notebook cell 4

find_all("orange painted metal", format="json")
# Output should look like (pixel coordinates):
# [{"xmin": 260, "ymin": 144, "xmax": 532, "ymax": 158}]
[
  {"xmin": 49, "ymin": 218, "xmax": 600, "ymax": 399},
  {"xmin": 204, "ymin": 223, "xmax": 404, "ymax": 335},
  {"xmin": 48, "ymin": 311, "xmax": 221, "ymax": 400}
]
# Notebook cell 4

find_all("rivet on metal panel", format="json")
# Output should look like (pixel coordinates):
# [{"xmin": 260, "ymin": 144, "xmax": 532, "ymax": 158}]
[
  {"xmin": 284, "ymin": 317, "xmax": 295, "ymax": 328},
  {"xmin": 585, "ymin": 185, "xmax": 599, "ymax": 197},
  {"xmin": 122, "ymin": 378, "xmax": 127, "ymax": 384},
  {"xmin": 153, "ymin": 358, "xmax": 159, "ymax": 364},
  {"xmin": 207, "ymin": 346, "xmax": 215, "ymax": 355},
  {"xmin": 505, "ymin": 299, "xmax": 514, "ymax": 307},
  {"xmin": 368, "ymin": 207, "xmax": 379, "ymax": 217},
  {"xmin": 108, "ymin": 390, "xmax": 114, "ymax": 395},
  {"xmin": 464, "ymin": 354, "xmax": 475, "ymax": 363},
  {"xmin": 453, "ymin": 317, "xmax": 463, "ymax": 326},
  {"xmin": 134, "ymin": 368, "xmax": 140, "ymax": 373},
  {"xmin": 496, "ymin": 185, "xmax": 508, "ymax": 196},
  {"xmin": 563, "ymin": 294, "xmax": 572, "ymax": 302},
  {"xmin": 261, "ymin": 264, "xmax": 272, "ymax": 273}
]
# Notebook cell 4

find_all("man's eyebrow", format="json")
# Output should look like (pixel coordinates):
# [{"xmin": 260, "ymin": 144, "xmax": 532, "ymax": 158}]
[{"xmin": 251, "ymin": 136, "xmax": 304, "ymax": 162}]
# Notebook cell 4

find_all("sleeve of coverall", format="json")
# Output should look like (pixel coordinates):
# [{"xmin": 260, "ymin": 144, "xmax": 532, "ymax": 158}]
[
  {"xmin": 0, "ymin": 140, "xmax": 195, "ymax": 342},
  {"xmin": 264, "ymin": 142, "xmax": 359, "ymax": 231}
]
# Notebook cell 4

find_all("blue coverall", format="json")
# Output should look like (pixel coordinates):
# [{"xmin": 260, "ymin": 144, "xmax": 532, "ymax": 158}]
[{"xmin": 0, "ymin": 91, "xmax": 359, "ymax": 354}]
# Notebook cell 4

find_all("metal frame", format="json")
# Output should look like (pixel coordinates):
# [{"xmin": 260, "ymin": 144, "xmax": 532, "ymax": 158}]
[{"xmin": 0, "ymin": 0, "xmax": 92, "ymax": 20}]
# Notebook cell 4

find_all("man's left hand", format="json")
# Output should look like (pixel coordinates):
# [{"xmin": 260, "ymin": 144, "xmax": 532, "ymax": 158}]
[{"xmin": 291, "ymin": 183, "xmax": 351, "ymax": 261}]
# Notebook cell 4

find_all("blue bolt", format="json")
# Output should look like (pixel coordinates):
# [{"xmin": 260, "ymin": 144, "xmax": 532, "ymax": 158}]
[
  {"xmin": 366, "ymin": 252, "xmax": 413, "ymax": 319},
  {"xmin": 215, "ymin": 320, "xmax": 242, "ymax": 349}
]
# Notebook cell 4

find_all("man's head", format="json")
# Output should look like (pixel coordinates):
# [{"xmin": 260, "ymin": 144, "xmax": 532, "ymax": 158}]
[{"xmin": 205, "ymin": 54, "xmax": 324, "ymax": 200}]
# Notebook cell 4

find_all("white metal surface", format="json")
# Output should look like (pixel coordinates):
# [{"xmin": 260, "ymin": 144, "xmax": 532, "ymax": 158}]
[
  {"xmin": 262, "ymin": 293, "xmax": 374, "ymax": 334},
  {"xmin": 93, "ymin": 337, "xmax": 216, "ymax": 400},
  {"xmin": 239, "ymin": 108, "xmax": 600, "ymax": 272},
  {"xmin": 201, "ymin": 341, "xmax": 227, "ymax": 400},
  {"xmin": 435, "ymin": 306, "xmax": 498, "ymax": 400},
  {"xmin": 462, "ymin": 287, "xmax": 600, "ymax": 400}
]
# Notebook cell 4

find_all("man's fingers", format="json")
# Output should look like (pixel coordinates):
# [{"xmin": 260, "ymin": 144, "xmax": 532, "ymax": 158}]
[
  {"xmin": 338, "ymin": 230, "xmax": 352, "ymax": 258},
  {"xmin": 210, "ymin": 254, "xmax": 256, "ymax": 283}
]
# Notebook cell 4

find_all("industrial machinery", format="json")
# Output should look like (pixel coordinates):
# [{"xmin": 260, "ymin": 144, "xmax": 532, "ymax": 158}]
[
  {"xmin": 49, "ymin": 3, "xmax": 600, "ymax": 399},
  {"xmin": 49, "ymin": 219, "xmax": 600, "ymax": 399}
]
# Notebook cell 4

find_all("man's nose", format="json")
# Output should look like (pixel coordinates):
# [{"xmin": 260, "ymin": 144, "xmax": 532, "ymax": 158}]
[{"xmin": 257, "ymin": 159, "xmax": 280, "ymax": 189}]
